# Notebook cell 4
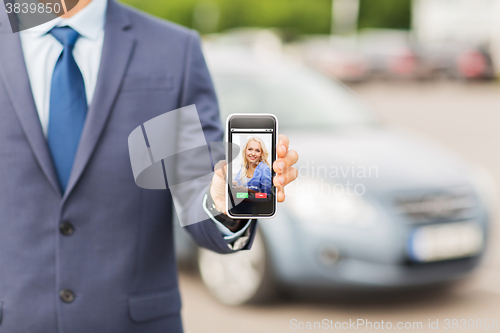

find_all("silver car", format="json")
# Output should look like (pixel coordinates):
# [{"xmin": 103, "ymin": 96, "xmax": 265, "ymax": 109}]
[{"xmin": 175, "ymin": 47, "xmax": 493, "ymax": 305}]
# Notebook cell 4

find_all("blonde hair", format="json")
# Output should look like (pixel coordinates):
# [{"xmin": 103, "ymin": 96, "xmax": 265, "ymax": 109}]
[{"xmin": 239, "ymin": 137, "xmax": 270, "ymax": 184}]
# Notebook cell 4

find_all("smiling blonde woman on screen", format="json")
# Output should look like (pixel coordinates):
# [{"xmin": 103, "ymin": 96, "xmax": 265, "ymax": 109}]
[{"xmin": 233, "ymin": 137, "xmax": 272, "ymax": 194}]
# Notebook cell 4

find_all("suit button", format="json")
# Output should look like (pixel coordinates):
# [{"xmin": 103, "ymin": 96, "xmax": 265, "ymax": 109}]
[
  {"xmin": 59, "ymin": 289, "xmax": 75, "ymax": 303},
  {"xmin": 59, "ymin": 222, "xmax": 74, "ymax": 236}
]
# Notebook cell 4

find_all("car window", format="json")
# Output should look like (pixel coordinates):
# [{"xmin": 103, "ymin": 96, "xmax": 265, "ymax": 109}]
[{"xmin": 212, "ymin": 68, "xmax": 377, "ymax": 129}]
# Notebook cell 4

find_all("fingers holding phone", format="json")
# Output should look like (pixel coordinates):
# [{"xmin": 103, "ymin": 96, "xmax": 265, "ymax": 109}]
[{"xmin": 273, "ymin": 138, "xmax": 299, "ymax": 202}]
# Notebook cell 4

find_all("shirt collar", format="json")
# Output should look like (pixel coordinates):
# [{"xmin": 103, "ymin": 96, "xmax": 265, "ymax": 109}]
[{"xmin": 21, "ymin": 0, "xmax": 107, "ymax": 40}]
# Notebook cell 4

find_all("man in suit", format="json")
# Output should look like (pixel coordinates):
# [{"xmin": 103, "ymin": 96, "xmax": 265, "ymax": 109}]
[{"xmin": 0, "ymin": 0, "xmax": 299, "ymax": 332}]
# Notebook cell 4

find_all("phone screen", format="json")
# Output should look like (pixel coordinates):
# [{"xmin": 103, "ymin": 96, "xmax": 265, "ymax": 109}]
[{"xmin": 227, "ymin": 115, "xmax": 277, "ymax": 218}]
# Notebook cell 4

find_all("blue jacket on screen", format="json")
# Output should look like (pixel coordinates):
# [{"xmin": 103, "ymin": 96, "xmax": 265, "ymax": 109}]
[{"xmin": 235, "ymin": 161, "xmax": 272, "ymax": 194}]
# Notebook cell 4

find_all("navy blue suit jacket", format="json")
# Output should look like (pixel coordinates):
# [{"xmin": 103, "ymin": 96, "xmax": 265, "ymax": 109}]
[{"xmin": 0, "ymin": 1, "xmax": 256, "ymax": 332}]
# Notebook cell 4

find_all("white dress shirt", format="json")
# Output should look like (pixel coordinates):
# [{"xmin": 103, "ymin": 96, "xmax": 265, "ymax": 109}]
[{"xmin": 19, "ymin": 0, "xmax": 107, "ymax": 137}]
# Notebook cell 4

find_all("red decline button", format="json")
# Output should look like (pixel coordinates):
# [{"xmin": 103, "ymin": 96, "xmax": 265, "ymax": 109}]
[{"xmin": 255, "ymin": 193, "xmax": 267, "ymax": 198}]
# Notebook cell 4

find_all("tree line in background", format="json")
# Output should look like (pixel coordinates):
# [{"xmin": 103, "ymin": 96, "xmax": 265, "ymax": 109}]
[{"xmin": 120, "ymin": 0, "xmax": 412, "ymax": 34}]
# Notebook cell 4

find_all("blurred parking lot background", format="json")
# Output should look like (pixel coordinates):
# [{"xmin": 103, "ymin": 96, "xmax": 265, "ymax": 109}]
[
  {"xmin": 180, "ymin": 80, "xmax": 500, "ymax": 333},
  {"xmin": 122, "ymin": 0, "xmax": 500, "ymax": 81},
  {"xmin": 120, "ymin": 0, "xmax": 500, "ymax": 331}
]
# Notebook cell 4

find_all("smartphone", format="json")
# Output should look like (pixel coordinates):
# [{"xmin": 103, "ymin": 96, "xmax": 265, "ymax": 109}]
[{"xmin": 226, "ymin": 114, "xmax": 278, "ymax": 219}]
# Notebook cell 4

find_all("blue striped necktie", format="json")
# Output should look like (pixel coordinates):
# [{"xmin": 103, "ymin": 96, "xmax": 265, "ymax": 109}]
[{"xmin": 47, "ymin": 26, "xmax": 88, "ymax": 192}]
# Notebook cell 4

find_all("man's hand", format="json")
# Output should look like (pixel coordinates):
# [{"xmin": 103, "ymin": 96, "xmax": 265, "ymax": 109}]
[
  {"xmin": 210, "ymin": 160, "xmax": 228, "ymax": 213},
  {"xmin": 209, "ymin": 134, "xmax": 299, "ymax": 213},
  {"xmin": 272, "ymin": 134, "xmax": 299, "ymax": 202}
]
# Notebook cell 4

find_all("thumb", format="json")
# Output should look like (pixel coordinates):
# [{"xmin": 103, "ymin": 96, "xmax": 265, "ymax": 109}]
[
  {"xmin": 214, "ymin": 160, "xmax": 227, "ymax": 179},
  {"xmin": 211, "ymin": 160, "xmax": 227, "ymax": 212}
]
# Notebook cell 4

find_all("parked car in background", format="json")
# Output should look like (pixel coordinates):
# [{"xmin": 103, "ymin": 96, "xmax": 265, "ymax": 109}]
[
  {"xmin": 413, "ymin": 0, "xmax": 500, "ymax": 77},
  {"xmin": 357, "ymin": 29, "xmax": 427, "ymax": 80},
  {"xmin": 287, "ymin": 35, "xmax": 370, "ymax": 82},
  {"xmin": 174, "ymin": 45, "xmax": 494, "ymax": 305},
  {"xmin": 419, "ymin": 41, "xmax": 495, "ymax": 80}
]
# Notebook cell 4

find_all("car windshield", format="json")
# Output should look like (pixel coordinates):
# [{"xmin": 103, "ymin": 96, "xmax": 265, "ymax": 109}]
[{"xmin": 212, "ymin": 67, "xmax": 377, "ymax": 129}]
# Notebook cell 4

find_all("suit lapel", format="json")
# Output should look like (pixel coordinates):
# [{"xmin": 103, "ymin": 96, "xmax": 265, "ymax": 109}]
[
  {"xmin": 63, "ymin": 0, "xmax": 136, "ymax": 200},
  {"xmin": 0, "ymin": 20, "xmax": 61, "ymax": 195}
]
